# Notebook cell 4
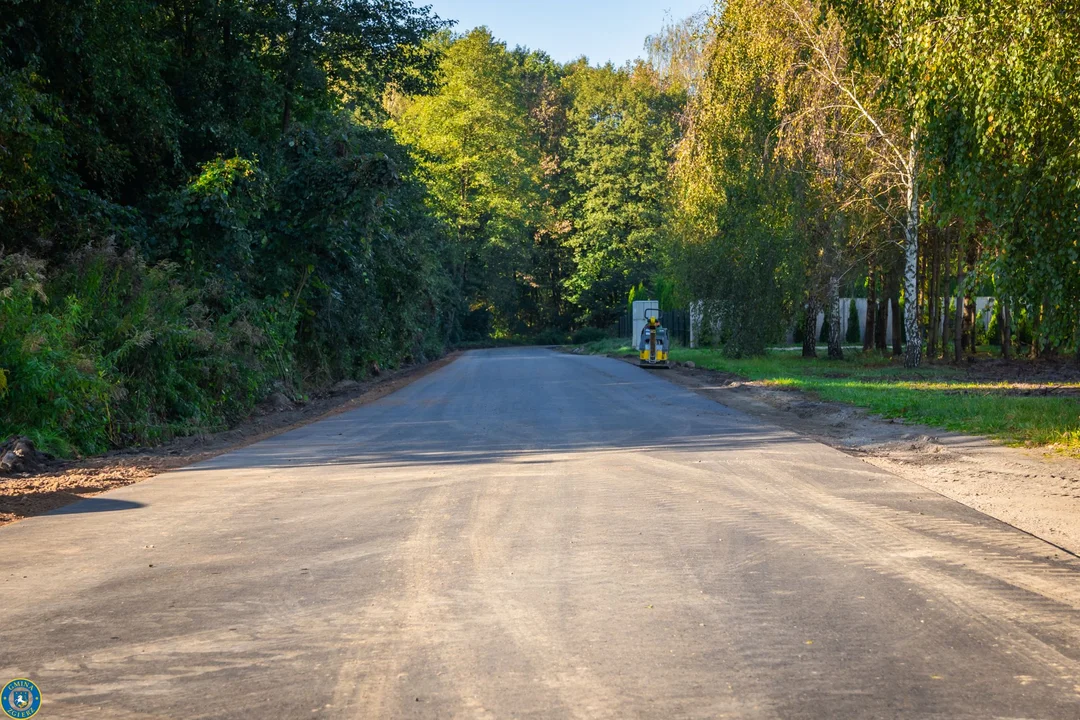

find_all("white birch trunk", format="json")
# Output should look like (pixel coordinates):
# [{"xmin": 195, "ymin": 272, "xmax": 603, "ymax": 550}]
[
  {"xmin": 954, "ymin": 252, "xmax": 966, "ymax": 363},
  {"xmin": 903, "ymin": 132, "xmax": 922, "ymax": 368},
  {"xmin": 827, "ymin": 273, "xmax": 843, "ymax": 359}
]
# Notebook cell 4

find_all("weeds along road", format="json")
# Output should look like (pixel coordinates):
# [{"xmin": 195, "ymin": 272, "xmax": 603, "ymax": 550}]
[{"xmin": 2, "ymin": 348, "xmax": 1079, "ymax": 719}]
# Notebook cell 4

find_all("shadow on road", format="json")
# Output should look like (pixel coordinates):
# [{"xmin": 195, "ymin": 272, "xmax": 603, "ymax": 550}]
[
  {"xmin": 47, "ymin": 498, "xmax": 145, "ymax": 515},
  {"xmin": 190, "ymin": 419, "xmax": 804, "ymax": 473}
]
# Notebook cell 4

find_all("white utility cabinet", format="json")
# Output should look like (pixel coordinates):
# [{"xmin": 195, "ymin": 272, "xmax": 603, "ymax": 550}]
[{"xmin": 632, "ymin": 300, "xmax": 660, "ymax": 347}]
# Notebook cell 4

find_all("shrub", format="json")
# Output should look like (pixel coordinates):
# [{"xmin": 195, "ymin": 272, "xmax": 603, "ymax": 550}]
[
  {"xmin": 987, "ymin": 301, "xmax": 1002, "ymax": 346},
  {"xmin": 1015, "ymin": 307, "xmax": 1034, "ymax": 347},
  {"xmin": 571, "ymin": 327, "xmax": 610, "ymax": 344},
  {"xmin": 846, "ymin": 299, "xmax": 861, "ymax": 343},
  {"xmin": 0, "ymin": 246, "xmax": 287, "ymax": 455},
  {"xmin": 0, "ymin": 126, "xmax": 457, "ymax": 457},
  {"xmin": 0, "ymin": 254, "xmax": 112, "ymax": 455},
  {"xmin": 533, "ymin": 328, "xmax": 570, "ymax": 345}
]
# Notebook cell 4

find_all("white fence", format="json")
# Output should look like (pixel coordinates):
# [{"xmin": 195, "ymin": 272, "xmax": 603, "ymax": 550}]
[
  {"xmin": 692, "ymin": 298, "xmax": 996, "ymax": 348},
  {"xmin": 806, "ymin": 297, "xmax": 995, "ymax": 345}
]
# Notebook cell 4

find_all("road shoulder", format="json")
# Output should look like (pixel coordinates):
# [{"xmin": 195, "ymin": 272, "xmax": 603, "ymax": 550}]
[
  {"xmin": 617, "ymin": 355, "xmax": 1080, "ymax": 556},
  {"xmin": 0, "ymin": 352, "xmax": 461, "ymax": 526}
]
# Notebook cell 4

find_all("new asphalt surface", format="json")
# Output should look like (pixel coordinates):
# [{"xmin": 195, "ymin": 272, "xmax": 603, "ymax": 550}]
[{"xmin": 2, "ymin": 348, "xmax": 1079, "ymax": 718}]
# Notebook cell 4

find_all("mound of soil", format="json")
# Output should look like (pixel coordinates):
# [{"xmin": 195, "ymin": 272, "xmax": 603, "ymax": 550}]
[
  {"xmin": 961, "ymin": 356, "xmax": 1080, "ymax": 385},
  {"xmin": 0, "ymin": 437, "xmax": 52, "ymax": 474}
]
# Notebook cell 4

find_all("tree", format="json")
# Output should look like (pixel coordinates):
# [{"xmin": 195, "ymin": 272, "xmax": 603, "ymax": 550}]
[
  {"xmin": 390, "ymin": 28, "xmax": 539, "ymax": 337},
  {"xmin": 646, "ymin": 10, "xmax": 711, "ymax": 94},
  {"xmin": 781, "ymin": 0, "xmax": 948, "ymax": 367},
  {"xmin": 262, "ymin": 0, "xmax": 445, "ymax": 131},
  {"xmin": 670, "ymin": 0, "xmax": 805, "ymax": 356},
  {"xmin": 512, "ymin": 48, "xmax": 574, "ymax": 331},
  {"xmin": 927, "ymin": 1, "xmax": 1080, "ymax": 359},
  {"xmin": 0, "ymin": 0, "xmax": 459, "ymax": 454},
  {"xmin": 0, "ymin": 0, "xmax": 179, "ymax": 240},
  {"xmin": 561, "ymin": 62, "xmax": 684, "ymax": 327}
]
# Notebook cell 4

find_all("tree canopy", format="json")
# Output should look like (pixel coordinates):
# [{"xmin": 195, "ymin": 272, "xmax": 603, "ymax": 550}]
[
  {"xmin": 668, "ymin": 0, "xmax": 1080, "ymax": 365},
  {"xmin": 389, "ymin": 30, "xmax": 684, "ymax": 336}
]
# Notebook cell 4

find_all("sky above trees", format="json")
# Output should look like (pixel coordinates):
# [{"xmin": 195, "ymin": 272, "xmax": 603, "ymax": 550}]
[{"xmin": 427, "ymin": 0, "xmax": 707, "ymax": 65}]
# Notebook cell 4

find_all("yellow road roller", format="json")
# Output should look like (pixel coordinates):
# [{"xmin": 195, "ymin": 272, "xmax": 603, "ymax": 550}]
[{"xmin": 638, "ymin": 313, "xmax": 670, "ymax": 368}]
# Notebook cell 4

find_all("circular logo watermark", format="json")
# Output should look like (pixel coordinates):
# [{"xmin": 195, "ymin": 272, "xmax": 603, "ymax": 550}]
[{"xmin": 1, "ymin": 679, "xmax": 41, "ymax": 719}]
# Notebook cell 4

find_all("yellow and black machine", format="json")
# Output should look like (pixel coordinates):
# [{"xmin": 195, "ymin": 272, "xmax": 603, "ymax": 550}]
[{"xmin": 638, "ymin": 311, "xmax": 670, "ymax": 368}]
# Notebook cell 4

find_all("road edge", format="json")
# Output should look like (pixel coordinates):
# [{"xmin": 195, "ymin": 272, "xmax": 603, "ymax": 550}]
[
  {"xmin": 591, "ymin": 350, "xmax": 1080, "ymax": 558},
  {"xmin": 0, "ymin": 352, "xmax": 462, "ymax": 527}
]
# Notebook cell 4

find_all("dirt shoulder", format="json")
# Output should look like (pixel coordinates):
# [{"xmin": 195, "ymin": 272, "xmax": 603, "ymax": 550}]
[
  {"xmin": 0, "ymin": 352, "xmax": 460, "ymax": 526},
  {"xmin": 605, "ymin": 353, "xmax": 1080, "ymax": 556}
]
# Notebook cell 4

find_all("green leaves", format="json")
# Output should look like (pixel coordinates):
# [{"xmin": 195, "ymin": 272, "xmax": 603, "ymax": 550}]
[
  {"xmin": 669, "ymin": 0, "xmax": 810, "ymax": 355},
  {"xmin": 669, "ymin": 0, "xmax": 1080, "ymax": 359},
  {"xmin": 0, "ymin": 0, "xmax": 459, "ymax": 454},
  {"xmin": 560, "ymin": 62, "xmax": 683, "ymax": 326}
]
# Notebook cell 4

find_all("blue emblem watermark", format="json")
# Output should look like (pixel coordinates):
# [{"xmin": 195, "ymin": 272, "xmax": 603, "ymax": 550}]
[{"xmin": 1, "ymin": 679, "xmax": 41, "ymax": 719}]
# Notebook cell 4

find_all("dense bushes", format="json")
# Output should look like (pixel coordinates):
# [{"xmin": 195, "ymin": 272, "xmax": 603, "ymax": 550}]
[
  {"xmin": 0, "ymin": 0, "xmax": 458, "ymax": 456},
  {"xmin": 0, "ymin": 124, "xmax": 458, "ymax": 456},
  {"xmin": 0, "ymin": 248, "xmax": 284, "ymax": 455},
  {"xmin": 571, "ymin": 327, "xmax": 611, "ymax": 345},
  {"xmin": 0, "ymin": 254, "xmax": 110, "ymax": 454}
]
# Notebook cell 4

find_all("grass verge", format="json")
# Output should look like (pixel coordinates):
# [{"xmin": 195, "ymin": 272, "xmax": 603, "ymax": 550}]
[{"xmin": 580, "ymin": 339, "xmax": 1080, "ymax": 452}]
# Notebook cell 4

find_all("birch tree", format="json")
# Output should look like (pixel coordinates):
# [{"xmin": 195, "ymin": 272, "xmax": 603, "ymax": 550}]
[
  {"xmin": 772, "ymin": 1, "xmax": 889, "ymax": 360},
  {"xmin": 669, "ymin": 0, "xmax": 806, "ymax": 356},
  {"xmin": 780, "ymin": 0, "xmax": 951, "ymax": 367}
]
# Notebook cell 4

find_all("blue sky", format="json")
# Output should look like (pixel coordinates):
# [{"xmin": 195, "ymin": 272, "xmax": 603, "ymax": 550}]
[{"xmin": 426, "ymin": 0, "xmax": 709, "ymax": 66}]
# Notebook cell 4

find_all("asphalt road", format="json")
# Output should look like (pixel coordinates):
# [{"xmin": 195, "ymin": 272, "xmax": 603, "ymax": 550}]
[{"xmin": 2, "ymin": 348, "xmax": 1080, "ymax": 719}]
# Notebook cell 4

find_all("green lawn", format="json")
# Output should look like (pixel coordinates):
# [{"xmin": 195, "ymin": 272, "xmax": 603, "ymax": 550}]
[{"xmin": 581, "ymin": 339, "xmax": 1080, "ymax": 452}]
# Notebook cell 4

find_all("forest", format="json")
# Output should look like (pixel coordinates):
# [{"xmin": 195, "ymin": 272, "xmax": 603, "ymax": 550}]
[{"xmin": 2, "ymin": 0, "xmax": 1078, "ymax": 455}]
